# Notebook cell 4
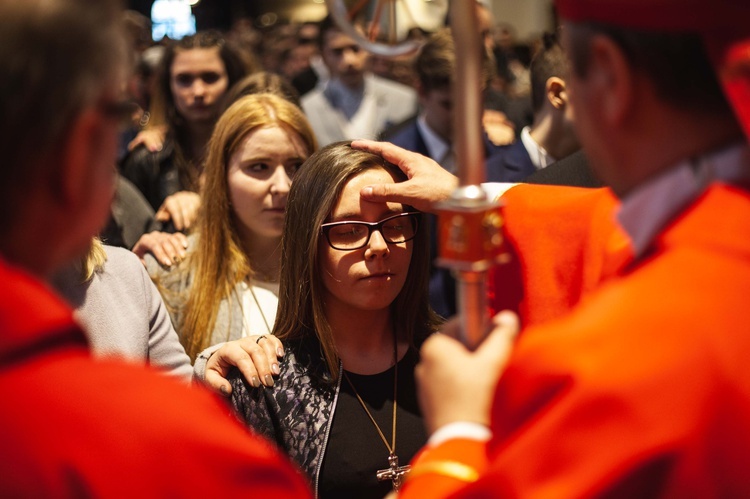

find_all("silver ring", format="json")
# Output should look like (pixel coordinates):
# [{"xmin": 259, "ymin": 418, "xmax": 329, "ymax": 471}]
[{"xmin": 255, "ymin": 335, "xmax": 267, "ymax": 345}]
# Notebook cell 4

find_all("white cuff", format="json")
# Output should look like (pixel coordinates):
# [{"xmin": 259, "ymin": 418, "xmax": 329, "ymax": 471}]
[
  {"xmin": 428, "ymin": 421, "xmax": 492, "ymax": 447},
  {"xmin": 481, "ymin": 182, "xmax": 518, "ymax": 202}
]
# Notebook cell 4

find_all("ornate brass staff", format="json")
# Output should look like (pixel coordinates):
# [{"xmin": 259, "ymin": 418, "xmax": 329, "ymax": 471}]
[
  {"xmin": 435, "ymin": 1, "xmax": 506, "ymax": 348},
  {"xmin": 324, "ymin": 0, "xmax": 506, "ymax": 348}
]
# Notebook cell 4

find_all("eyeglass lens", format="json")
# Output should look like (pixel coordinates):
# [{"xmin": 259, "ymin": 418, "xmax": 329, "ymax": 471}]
[{"xmin": 326, "ymin": 213, "xmax": 417, "ymax": 250}]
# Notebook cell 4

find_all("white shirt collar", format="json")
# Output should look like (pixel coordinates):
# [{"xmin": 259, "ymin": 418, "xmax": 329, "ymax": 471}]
[
  {"xmin": 520, "ymin": 126, "xmax": 555, "ymax": 170},
  {"xmin": 618, "ymin": 141, "xmax": 750, "ymax": 258},
  {"xmin": 417, "ymin": 115, "xmax": 451, "ymax": 161}
]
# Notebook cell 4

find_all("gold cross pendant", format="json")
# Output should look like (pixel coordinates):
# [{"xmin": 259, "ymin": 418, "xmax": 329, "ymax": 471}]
[{"xmin": 376, "ymin": 453, "xmax": 411, "ymax": 491}]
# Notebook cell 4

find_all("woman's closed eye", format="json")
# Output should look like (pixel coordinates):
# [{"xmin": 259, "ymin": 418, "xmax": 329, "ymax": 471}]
[{"xmin": 331, "ymin": 224, "xmax": 366, "ymax": 239}]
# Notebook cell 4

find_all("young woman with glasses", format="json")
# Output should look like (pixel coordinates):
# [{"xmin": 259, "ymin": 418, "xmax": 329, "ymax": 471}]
[{"xmin": 212, "ymin": 141, "xmax": 441, "ymax": 498}]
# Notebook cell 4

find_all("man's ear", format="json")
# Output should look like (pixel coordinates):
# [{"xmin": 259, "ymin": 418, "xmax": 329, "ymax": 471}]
[
  {"xmin": 54, "ymin": 107, "xmax": 104, "ymax": 211},
  {"xmin": 586, "ymin": 34, "xmax": 635, "ymax": 126},
  {"xmin": 545, "ymin": 76, "xmax": 568, "ymax": 110}
]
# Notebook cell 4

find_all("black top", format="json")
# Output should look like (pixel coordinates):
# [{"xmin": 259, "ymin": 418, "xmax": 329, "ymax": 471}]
[
  {"xmin": 119, "ymin": 139, "xmax": 185, "ymax": 212},
  {"xmin": 318, "ymin": 348, "xmax": 426, "ymax": 499}
]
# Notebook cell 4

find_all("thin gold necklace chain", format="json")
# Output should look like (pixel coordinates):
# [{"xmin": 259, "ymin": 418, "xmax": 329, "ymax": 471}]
[{"xmin": 342, "ymin": 335, "xmax": 398, "ymax": 456}]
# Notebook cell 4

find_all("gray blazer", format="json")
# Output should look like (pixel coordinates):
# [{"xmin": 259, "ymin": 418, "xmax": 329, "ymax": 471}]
[{"xmin": 301, "ymin": 74, "xmax": 417, "ymax": 147}]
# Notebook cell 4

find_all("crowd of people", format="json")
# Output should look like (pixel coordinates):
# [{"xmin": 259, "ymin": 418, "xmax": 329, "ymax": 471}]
[{"xmin": 2, "ymin": 0, "xmax": 750, "ymax": 496}]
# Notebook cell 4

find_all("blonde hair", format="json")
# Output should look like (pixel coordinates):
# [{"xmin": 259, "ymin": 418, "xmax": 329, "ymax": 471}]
[
  {"xmin": 177, "ymin": 93, "xmax": 316, "ymax": 360},
  {"xmin": 79, "ymin": 237, "xmax": 108, "ymax": 282}
]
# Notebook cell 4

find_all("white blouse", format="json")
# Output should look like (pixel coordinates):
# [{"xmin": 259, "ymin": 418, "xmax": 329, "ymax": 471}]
[{"xmin": 239, "ymin": 279, "xmax": 279, "ymax": 337}]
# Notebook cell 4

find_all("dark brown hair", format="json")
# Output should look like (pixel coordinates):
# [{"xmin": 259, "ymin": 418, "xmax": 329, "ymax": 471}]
[
  {"xmin": 566, "ymin": 22, "xmax": 731, "ymax": 116},
  {"xmin": 273, "ymin": 141, "xmax": 442, "ymax": 380}
]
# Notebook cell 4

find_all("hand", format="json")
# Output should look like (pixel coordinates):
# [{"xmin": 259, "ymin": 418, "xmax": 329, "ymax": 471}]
[
  {"xmin": 416, "ymin": 311, "xmax": 519, "ymax": 435},
  {"xmin": 350, "ymin": 139, "xmax": 458, "ymax": 213},
  {"xmin": 127, "ymin": 125, "xmax": 167, "ymax": 152},
  {"xmin": 205, "ymin": 335, "xmax": 285, "ymax": 396},
  {"xmin": 482, "ymin": 109, "xmax": 515, "ymax": 146},
  {"xmin": 155, "ymin": 191, "xmax": 201, "ymax": 231},
  {"xmin": 132, "ymin": 230, "xmax": 189, "ymax": 268}
]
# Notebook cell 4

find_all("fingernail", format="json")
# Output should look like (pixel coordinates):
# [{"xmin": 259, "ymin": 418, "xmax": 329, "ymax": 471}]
[
  {"xmin": 361, "ymin": 187, "xmax": 373, "ymax": 196},
  {"xmin": 264, "ymin": 374, "xmax": 275, "ymax": 387},
  {"xmin": 219, "ymin": 385, "xmax": 228, "ymax": 395},
  {"xmin": 251, "ymin": 376, "xmax": 260, "ymax": 388},
  {"xmin": 272, "ymin": 363, "xmax": 280, "ymax": 375},
  {"xmin": 163, "ymin": 259, "xmax": 172, "ymax": 267},
  {"xmin": 277, "ymin": 347, "xmax": 284, "ymax": 357}
]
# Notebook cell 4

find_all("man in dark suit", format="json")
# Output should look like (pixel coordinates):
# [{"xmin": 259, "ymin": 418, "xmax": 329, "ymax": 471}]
[
  {"xmin": 524, "ymin": 149, "xmax": 603, "ymax": 187},
  {"xmin": 382, "ymin": 28, "xmax": 504, "ymax": 174},
  {"xmin": 487, "ymin": 33, "xmax": 580, "ymax": 182}
]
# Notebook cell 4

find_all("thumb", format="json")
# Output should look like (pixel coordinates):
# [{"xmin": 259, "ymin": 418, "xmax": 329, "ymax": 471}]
[
  {"xmin": 155, "ymin": 207, "xmax": 169, "ymax": 222},
  {"xmin": 475, "ymin": 310, "xmax": 519, "ymax": 368},
  {"xmin": 206, "ymin": 369, "xmax": 233, "ymax": 397}
]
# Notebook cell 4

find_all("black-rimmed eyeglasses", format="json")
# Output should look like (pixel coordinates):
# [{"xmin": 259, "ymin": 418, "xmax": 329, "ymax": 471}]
[{"xmin": 320, "ymin": 212, "xmax": 420, "ymax": 250}]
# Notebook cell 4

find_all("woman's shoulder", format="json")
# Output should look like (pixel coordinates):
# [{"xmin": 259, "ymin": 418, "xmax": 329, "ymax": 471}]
[
  {"xmin": 144, "ymin": 238, "xmax": 198, "ymax": 292},
  {"xmin": 283, "ymin": 336, "xmax": 336, "ymax": 384},
  {"xmin": 229, "ymin": 339, "xmax": 335, "ymax": 414},
  {"xmin": 228, "ymin": 336, "xmax": 331, "ymax": 394},
  {"xmin": 103, "ymin": 245, "xmax": 145, "ymax": 274}
]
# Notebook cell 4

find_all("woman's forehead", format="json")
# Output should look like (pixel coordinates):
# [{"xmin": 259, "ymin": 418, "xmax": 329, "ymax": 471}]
[{"xmin": 330, "ymin": 167, "xmax": 403, "ymax": 216}]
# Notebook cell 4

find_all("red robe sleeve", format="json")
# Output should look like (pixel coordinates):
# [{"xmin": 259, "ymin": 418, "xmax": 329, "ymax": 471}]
[{"xmin": 489, "ymin": 184, "xmax": 630, "ymax": 327}]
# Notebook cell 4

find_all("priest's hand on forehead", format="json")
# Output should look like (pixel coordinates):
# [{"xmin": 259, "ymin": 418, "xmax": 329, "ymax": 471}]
[{"xmin": 351, "ymin": 140, "xmax": 458, "ymax": 213}]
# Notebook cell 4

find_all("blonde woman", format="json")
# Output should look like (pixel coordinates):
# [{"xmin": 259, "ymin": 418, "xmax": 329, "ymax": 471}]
[{"xmin": 147, "ymin": 93, "xmax": 317, "ymax": 362}]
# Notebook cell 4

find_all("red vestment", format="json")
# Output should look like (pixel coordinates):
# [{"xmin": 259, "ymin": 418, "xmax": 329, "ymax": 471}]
[
  {"xmin": 0, "ymin": 258, "xmax": 312, "ymax": 497},
  {"xmin": 489, "ymin": 184, "xmax": 629, "ymax": 327},
  {"xmin": 403, "ymin": 182, "xmax": 750, "ymax": 497}
]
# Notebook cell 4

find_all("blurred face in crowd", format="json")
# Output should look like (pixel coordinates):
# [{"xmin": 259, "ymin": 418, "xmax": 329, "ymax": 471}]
[
  {"xmin": 476, "ymin": 4, "xmax": 495, "ymax": 52},
  {"xmin": 319, "ymin": 167, "xmax": 413, "ymax": 315},
  {"xmin": 282, "ymin": 43, "xmax": 316, "ymax": 80},
  {"xmin": 227, "ymin": 126, "xmax": 309, "ymax": 246},
  {"xmin": 170, "ymin": 47, "xmax": 229, "ymax": 124},
  {"xmin": 420, "ymin": 85, "xmax": 453, "ymax": 142},
  {"xmin": 321, "ymin": 29, "xmax": 368, "ymax": 88}
]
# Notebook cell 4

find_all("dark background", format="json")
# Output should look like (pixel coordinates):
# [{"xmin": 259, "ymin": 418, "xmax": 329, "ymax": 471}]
[{"xmin": 126, "ymin": 0, "xmax": 318, "ymax": 31}]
